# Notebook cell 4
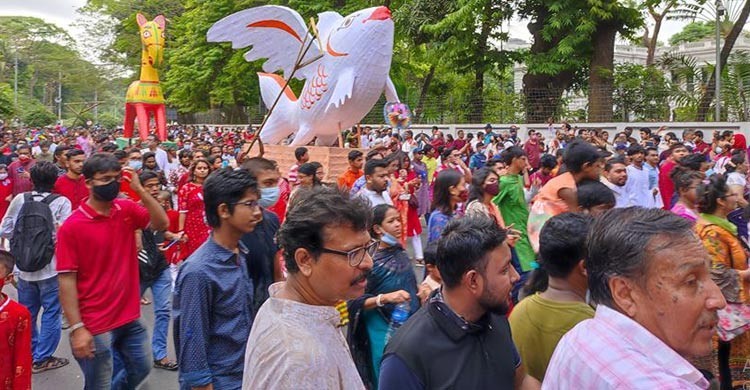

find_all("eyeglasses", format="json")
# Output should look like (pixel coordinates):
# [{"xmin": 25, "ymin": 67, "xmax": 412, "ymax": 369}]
[
  {"xmin": 321, "ymin": 240, "xmax": 379, "ymax": 267},
  {"xmin": 231, "ymin": 199, "xmax": 260, "ymax": 209}
]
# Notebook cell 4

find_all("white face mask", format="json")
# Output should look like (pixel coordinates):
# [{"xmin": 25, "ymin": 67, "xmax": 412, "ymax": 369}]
[{"xmin": 0, "ymin": 173, "xmax": 7, "ymax": 180}]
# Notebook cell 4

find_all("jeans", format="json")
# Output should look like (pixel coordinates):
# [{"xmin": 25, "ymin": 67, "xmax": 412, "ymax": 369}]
[
  {"xmin": 140, "ymin": 268, "xmax": 172, "ymax": 361},
  {"xmin": 17, "ymin": 276, "xmax": 62, "ymax": 364},
  {"xmin": 75, "ymin": 320, "xmax": 152, "ymax": 390}
]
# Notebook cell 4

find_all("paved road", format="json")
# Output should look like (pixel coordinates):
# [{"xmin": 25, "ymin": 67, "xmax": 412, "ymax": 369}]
[
  {"xmin": 3, "ymin": 228, "xmax": 429, "ymax": 389},
  {"xmin": 3, "ymin": 285, "xmax": 179, "ymax": 390}
]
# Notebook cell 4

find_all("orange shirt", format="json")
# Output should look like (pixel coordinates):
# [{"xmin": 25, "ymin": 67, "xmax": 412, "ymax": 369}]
[{"xmin": 337, "ymin": 169, "xmax": 363, "ymax": 191}]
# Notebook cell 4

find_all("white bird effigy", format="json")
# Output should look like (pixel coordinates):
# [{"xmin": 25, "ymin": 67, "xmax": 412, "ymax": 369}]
[{"xmin": 207, "ymin": 5, "xmax": 400, "ymax": 146}]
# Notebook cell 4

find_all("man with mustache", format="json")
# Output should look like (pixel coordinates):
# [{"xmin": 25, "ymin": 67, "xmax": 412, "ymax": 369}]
[
  {"xmin": 379, "ymin": 216, "xmax": 540, "ymax": 389},
  {"xmin": 543, "ymin": 207, "xmax": 726, "ymax": 389},
  {"xmin": 242, "ymin": 187, "xmax": 376, "ymax": 389}
]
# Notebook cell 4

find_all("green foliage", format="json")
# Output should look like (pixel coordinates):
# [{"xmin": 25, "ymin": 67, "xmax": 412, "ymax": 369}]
[
  {"xmin": 668, "ymin": 21, "xmax": 714, "ymax": 46},
  {"xmin": 78, "ymin": 0, "xmax": 185, "ymax": 71},
  {"xmin": 0, "ymin": 83, "xmax": 13, "ymax": 119},
  {"xmin": 0, "ymin": 16, "xmax": 119, "ymax": 128},
  {"xmin": 23, "ymin": 106, "xmax": 57, "ymax": 128},
  {"xmin": 612, "ymin": 64, "xmax": 672, "ymax": 121}
]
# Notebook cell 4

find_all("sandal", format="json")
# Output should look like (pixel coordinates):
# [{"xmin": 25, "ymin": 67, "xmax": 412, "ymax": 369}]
[
  {"xmin": 141, "ymin": 297, "xmax": 151, "ymax": 305},
  {"xmin": 154, "ymin": 358, "xmax": 179, "ymax": 371},
  {"xmin": 32, "ymin": 356, "xmax": 69, "ymax": 373}
]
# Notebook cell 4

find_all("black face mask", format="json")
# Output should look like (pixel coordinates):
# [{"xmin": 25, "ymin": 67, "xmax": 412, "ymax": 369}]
[{"xmin": 93, "ymin": 180, "xmax": 120, "ymax": 202}]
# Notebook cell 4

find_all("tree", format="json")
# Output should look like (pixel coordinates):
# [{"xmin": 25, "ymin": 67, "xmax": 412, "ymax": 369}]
[
  {"xmin": 668, "ymin": 21, "xmax": 714, "ymax": 45},
  {"xmin": 78, "ymin": 0, "xmax": 184, "ymax": 72},
  {"xmin": 696, "ymin": 0, "xmax": 750, "ymax": 120},
  {"xmin": 517, "ymin": 0, "xmax": 640, "ymax": 122},
  {"xmin": 517, "ymin": 0, "xmax": 589, "ymax": 123},
  {"xmin": 587, "ymin": 0, "xmax": 642, "ymax": 122},
  {"xmin": 0, "ymin": 83, "xmax": 13, "ymax": 119},
  {"xmin": 612, "ymin": 64, "xmax": 672, "ymax": 121},
  {"xmin": 420, "ymin": 0, "xmax": 515, "ymax": 122},
  {"xmin": 0, "ymin": 17, "xmax": 113, "ymax": 126},
  {"xmin": 637, "ymin": 0, "xmax": 703, "ymax": 65}
]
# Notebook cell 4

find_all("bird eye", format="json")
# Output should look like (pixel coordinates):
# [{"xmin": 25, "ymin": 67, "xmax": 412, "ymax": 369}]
[{"xmin": 341, "ymin": 17, "xmax": 353, "ymax": 29}]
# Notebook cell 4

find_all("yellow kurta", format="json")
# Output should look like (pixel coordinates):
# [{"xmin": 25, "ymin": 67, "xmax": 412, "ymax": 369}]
[{"xmin": 696, "ymin": 216, "xmax": 750, "ymax": 387}]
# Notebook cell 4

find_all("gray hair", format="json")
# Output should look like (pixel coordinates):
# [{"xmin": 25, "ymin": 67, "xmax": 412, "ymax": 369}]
[{"xmin": 587, "ymin": 207, "xmax": 695, "ymax": 307}]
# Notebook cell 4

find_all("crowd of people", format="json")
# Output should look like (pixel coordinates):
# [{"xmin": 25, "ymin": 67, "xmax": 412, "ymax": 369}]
[{"xmin": 0, "ymin": 121, "xmax": 748, "ymax": 389}]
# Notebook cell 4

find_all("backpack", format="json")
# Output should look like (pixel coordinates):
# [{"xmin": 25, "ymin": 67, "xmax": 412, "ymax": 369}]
[{"xmin": 11, "ymin": 193, "xmax": 60, "ymax": 272}]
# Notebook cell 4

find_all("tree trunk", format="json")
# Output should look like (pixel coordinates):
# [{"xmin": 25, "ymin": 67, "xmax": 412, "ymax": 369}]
[
  {"xmin": 588, "ymin": 21, "xmax": 619, "ymax": 122},
  {"xmin": 523, "ymin": 72, "xmax": 574, "ymax": 123},
  {"xmin": 469, "ymin": 0, "xmax": 493, "ymax": 123},
  {"xmin": 696, "ymin": 0, "xmax": 750, "ymax": 121},
  {"xmin": 646, "ymin": 11, "xmax": 665, "ymax": 66},
  {"xmin": 415, "ymin": 64, "xmax": 435, "ymax": 123},
  {"xmin": 522, "ymin": 5, "xmax": 574, "ymax": 123},
  {"xmin": 226, "ymin": 103, "xmax": 248, "ymax": 124}
]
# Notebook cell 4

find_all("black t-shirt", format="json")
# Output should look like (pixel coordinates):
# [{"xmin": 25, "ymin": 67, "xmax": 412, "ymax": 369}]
[
  {"xmin": 380, "ymin": 291, "xmax": 519, "ymax": 389},
  {"xmin": 240, "ymin": 208, "xmax": 280, "ymax": 313}
]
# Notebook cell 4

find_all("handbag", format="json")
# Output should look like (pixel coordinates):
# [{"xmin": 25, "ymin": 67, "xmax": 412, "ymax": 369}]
[{"xmin": 717, "ymin": 302, "xmax": 750, "ymax": 341}]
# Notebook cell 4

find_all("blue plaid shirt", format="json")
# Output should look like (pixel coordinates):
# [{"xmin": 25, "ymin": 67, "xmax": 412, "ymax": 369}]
[{"xmin": 173, "ymin": 236, "xmax": 254, "ymax": 389}]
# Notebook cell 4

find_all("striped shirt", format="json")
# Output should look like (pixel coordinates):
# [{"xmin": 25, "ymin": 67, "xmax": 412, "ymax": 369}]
[
  {"xmin": 288, "ymin": 163, "xmax": 299, "ymax": 187},
  {"xmin": 543, "ymin": 305, "xmax": 709, "ymax": 389}
]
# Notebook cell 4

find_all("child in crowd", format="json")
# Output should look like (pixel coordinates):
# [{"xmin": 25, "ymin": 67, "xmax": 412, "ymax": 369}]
[
  {"xmin": 0, "ymin": 250, "xmax": 32, "ymax": 389},
  {"xmin": 417, "ymin": 242, "xmax": 442, "ymax": 303}
]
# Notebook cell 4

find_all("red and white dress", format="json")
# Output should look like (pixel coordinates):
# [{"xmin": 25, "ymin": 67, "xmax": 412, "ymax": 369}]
[
  {"xmin": 178, "ymin": 182, "xmax": 210, "ymax": 259},
  {"xmin": 0, "ymin": 295, "xmax": 31, "ymax": 390}
]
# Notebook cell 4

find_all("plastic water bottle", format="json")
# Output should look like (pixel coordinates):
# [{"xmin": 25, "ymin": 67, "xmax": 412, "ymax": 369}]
[{"xmin": 385, "ymin": 302, "xmax": 410, "ymax": 344}]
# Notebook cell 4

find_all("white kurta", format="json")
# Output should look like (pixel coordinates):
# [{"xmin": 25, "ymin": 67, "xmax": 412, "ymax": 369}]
[
  {"xmin": 243, "ymin": 283, "xmax": 365, "ymax": 389},
  {"xmin": 626, "ymin": 164, "xmax": 660, "ymax": 208},
  {"xmin": 601, "ymin": 177, "xmax": 630, "ymax": 208}
]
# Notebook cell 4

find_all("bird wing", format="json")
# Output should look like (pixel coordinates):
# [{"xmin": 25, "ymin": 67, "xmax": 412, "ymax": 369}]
[{"xmin": 207, "ymin": 5, "xmax": 322, "ymax": 80}]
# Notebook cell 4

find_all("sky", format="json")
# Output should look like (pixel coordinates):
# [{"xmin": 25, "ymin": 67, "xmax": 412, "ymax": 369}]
[{"xmin": 0, "ymin": 0, "xmax": 688, "ymax": 54}]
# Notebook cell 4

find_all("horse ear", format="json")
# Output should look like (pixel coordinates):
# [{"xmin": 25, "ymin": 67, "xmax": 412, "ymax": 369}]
[
  {"xmin": 153, "ymin": 15, "xmax": 166, "ymax": 30},
  {"xmin": 136, "ymin": 13, "xmax": 148, "ymax": 27}
]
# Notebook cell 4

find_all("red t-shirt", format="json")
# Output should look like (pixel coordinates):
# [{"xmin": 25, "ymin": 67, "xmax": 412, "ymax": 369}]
[
  {"xmin": 119, "ymin": 171, "xmax": 141, "ymax": 202},
  {"xmin": 0, "ymin": 295, "xmax": 32, "ymax": 390},
  {"xmin": 53, "ymin": 174, "xmax": 88, "ymax": 210},
  {"xmin": 55, "ymin": 199, "xmax": 150, "ymax": 335},
  {"xmin": 659, "ymin": 160, "xmax": 677, "ymax": 209}
]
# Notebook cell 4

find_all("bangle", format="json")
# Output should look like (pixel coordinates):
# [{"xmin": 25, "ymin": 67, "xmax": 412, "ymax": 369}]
[
  {"xmin": 376, "ymin": 294, "xmax": 385, "ymax": 307},
  {"xmin": 69, "ymin": 322, "xmax": 85, "ymax": 334}
]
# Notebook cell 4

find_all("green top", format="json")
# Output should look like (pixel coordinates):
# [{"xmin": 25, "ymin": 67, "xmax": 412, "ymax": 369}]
[
  {"xmin": 493, "ymin": 174, "xmax": 535, "ymax": 271},
  {"xmin": 508, "ymin": 293, "xmax": 595, "ymax": 381}
]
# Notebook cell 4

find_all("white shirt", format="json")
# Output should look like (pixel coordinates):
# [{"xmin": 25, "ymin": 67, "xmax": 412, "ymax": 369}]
[
  {"xmin": 2, "ymin": 191, "xmax": 72, "ymax": 281},
  {"xmin": 626, "ymin": 164, "xmax": 659, "ymax": 208},
  {"xmin": 727, "ymin": 171, "xmax": 747, "ymax": 188},
  {"xmin": 601, "ymin": 177, "xmax": 630, "ymax": 208},
  {"xmin": 355, "ymin": 187, "xmax": 393, "ymax": 207},
  {"xmin": 544, "ymin": 305, "xmax": 709, "ymax": 389},
  {"xmin": 243, "ymin": 283, "xmax": 365, "ymax": 389},
  {"xmin": 141, "ymin": 147, "xmax": 169, "ymax": 171}
]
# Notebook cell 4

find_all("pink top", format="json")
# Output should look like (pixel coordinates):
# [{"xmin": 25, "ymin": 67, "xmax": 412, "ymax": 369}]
[
  {"xmin": 543, "ymin": 305, "xmax": 709, "ymax": 389},
  {"xmin": 670, "ymin": 203, "xmax": 698, "ymax": 222}
]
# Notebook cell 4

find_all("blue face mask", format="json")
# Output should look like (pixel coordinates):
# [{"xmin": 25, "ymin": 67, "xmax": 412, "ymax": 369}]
[
  {"xmin": 380, "ymin": 232, "xmax": 399, "ymax": 246},
  {"xmin": 128, "ymin": 160, "xmax": 142, "ymax": 170},
  {"xmin": 258, "ymin": 186, "xmax": 280, "ymax": 208}
]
